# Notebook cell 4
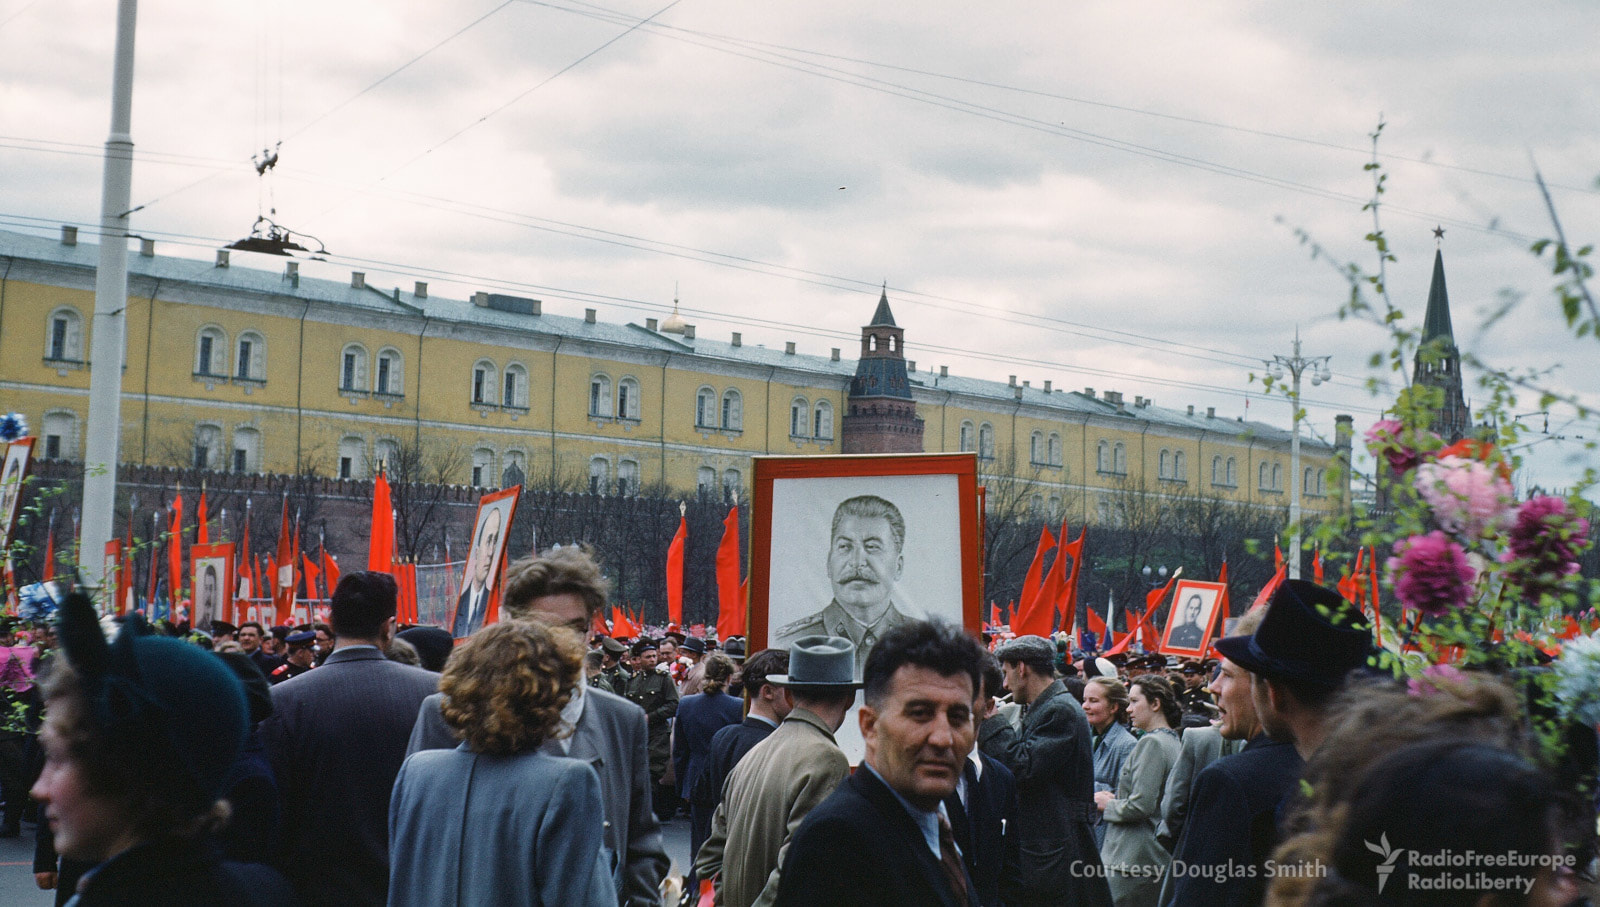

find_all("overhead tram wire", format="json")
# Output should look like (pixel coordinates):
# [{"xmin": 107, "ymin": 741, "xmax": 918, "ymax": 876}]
[{"xmin": 546, "ymin": 0, "xmax": 1593, "ymax": 197}]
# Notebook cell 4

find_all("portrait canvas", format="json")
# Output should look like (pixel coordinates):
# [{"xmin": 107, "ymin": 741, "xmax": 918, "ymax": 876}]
[
  {"xmin": 451, "ymin": 486, "xmax": 519, "ymax": 638},
  {"xmin": 751, "ymin": 453, "xmax": 981, "ymax": 763},
  {"xmin": 0, "ymin": 438, "xmax": 34, "ymax": 549},
  {"xmin": 190, "ymin": 543, "xmax": 234, "ymax": 633},
  {"xmin": 1159, "ymin": 579, "xmax": 1227, "ymax": 657}
]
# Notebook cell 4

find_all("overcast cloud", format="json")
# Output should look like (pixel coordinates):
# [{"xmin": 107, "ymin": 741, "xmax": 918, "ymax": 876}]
[{"xmin": 2, "ymin": 0, "xmax": 1596, "ymax": 490}]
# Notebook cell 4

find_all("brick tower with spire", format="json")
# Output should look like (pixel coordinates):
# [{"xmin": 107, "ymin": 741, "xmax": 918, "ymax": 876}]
[
  {"xmin": 841, "ymin": 287, "xmax": 924, "ymax": 453},
  {"xmin": 1414, "ymin": 236, "xmax": 1472, "ymax": 442}
]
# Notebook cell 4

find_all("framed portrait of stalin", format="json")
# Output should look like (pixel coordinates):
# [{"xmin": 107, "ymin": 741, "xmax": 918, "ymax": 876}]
[
  {"xmin": 190, "ymin": 543, "xmax": 235, "ymax": 633},
  {"xmin": 0, "ymin": 437, "xmax": 34, "ymax": 550},
  {"xmin": 1159, "ymin": 579, "xmax": 1227, "ymax": 658},
  {"xmin": 451, "ymin": 486, "xmax": 519, "ymax": 639},
  {"xmin": 750, "ymin": 452, "xmax": 982, "ymax": 762}
]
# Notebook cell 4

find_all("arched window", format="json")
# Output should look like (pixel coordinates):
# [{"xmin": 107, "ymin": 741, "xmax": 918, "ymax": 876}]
[
  {"xmin": 374, "ymin": 438, "xmax": 400, "ymax": 475},
  {"xmin": 1029, "ymin": 494, "xmax": 1044, "ymax": 514},
  {"xmin": 1259, "ymin": 462, "xmax": 1270, "ymax": 490},
  {"xmin": 1159, "ymin": 449, "xmax": 1171, "ymax": 479},
  {"xmin": 1226, "ymin": 457, "xmax": 1237, "ymax": 486},
  {"xmin": 790, "ymin": 397, "xmax": 809, "ymax": 438},
  {"xmin": 1113, "ymin": 442, "xmax": 1127, "ymax": 475},
  {"xmin": 1174, "ymin": 450, "xmax": 1187, "ymax": 481},
  {"xmin": 1272, "ymin": 464, "xmax": 1282, "ymax": 490},
  {"xmin": 338, "ymin": 436, "xmax": 366, "ymax": 480},
  {"xmin": 471, "ymin": 360, "xmax": 497, "ymax": 405},
  {"xmin": 502, "ymin": 450, "xmax": 527, "ymax": 488},
  {"xmin": 46, "ymin": 306, "xmax": 85, "ymax": 362},
  {"xmin": 813, "ymin": 400, "xmax": 833, "ymax": 440},
  {"xmin": 695, "ymin": 387, "xmax": 717, "ymax": 428},
  {"xmin": 589, "ymin": 374, "xmax": 613, "ymax": 417},
  {"xmin": 959, "ymin": 421, "xmax": 976, "ymax": 453},
  {"xmin": 978, "ymin": 423, "xmax": 995, "ymax": 460},
  {"xmin": 1030, "ymin": 431, "xmax": 1045, "ymax": 465},
  {"xmin": 1048, "ymin": 494, "xmax": 1062, "ymax": 515},
  {"xmin": 195, "ymin": 326, "xmax": 227, "ymax": 377},
  {"xmin": 617, "ymin": 377, "xmax": 641, "ymax": 420},
  {"xmin": 1318, "ymin": 469, "xmax": 1327, "ymax": 496},
  {"xmin": 472, "ymin": 447, "xmax": 495, "ymax": 487},
  {"xmin": 232, "ymin": 426, "xmax": 261, "ymax": 473},
  {"xmin": 721, "ymin": 389, "xmax": 743, "ymax": 431},
  {"xmin": 618, "ymin": 459, "xmax": 640, "ymax": 496},
  {"xmin": 375, "ymin": 348, "xmax": 403, "ymax": 396},
  {"xmin": 1048, "ymin": 432, "xmax": 1062, "ymax": 467},
  {"xmin": 341, "ymin": 344, "xmax": 369, "ymax": 392},
  {"xmin": 1212, "ymin": 455, "xmax": 1223, "ymax": 485},
  {"xmin": 722, "ymin": 468, "xmax": 742, "ymax": 501},
  {"xmin": 193, "ymin": 424, "xmax": 221, "ymax": 470},
  {"xmin": 588, "ymin": 456, "xmax": 609, "ymax": 494},
  {"xmin": 1097, "ymin": 440, "xmax": 1111, "ymax": 473},
  {"xmin": 503, "ymin": 363, "xmax": 528, "ymax": 409},
  {"xmin": 235, "ymin": 331, "xmax": 266, "ymax": 381},
  {"xmin": 41, "ymin": 410, "xmax": 78, "ymax": 460},
  {"xmin": 697, "ymin": 466, "xmax": 717, "ymax": 498},
  {"xmin": 1304, "ymin": 467, "xmax": 1315, "ymax": 494}
]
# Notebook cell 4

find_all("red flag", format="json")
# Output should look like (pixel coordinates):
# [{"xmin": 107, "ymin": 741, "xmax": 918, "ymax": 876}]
[
  {"xmin": 301, "ymin": 552, "xmax": 322, "ymax": 602},
  {"xmin": 274, "ymin": 498, "xmax": 295, "ymax": 626},
  {"xmin": 369, "ymin": 471, "xmax": 395, "ymax": 574},
  {"xmin": 1312, "ymin": 548, "xmax": 1324, "ymax": 586},
  {"xmin": 1145, "ymin": 571, "xmax": 1178, "ymax": 625},
  {"xmin": 666, "ymin": 510, "xmax": 687, "ymax": 626},
  {"xmin": 1368, "ymin": 545, "xmax": 1381, "ymax": 642},
  {"xmin": 612, "ymin": 605, "xmax": 636, "ymax": 639},
  {"xmin": 1140, "ymin": 611, "xmax": 1160, "ymax": 651},
  {"xmin": 1019, "ymin": 540, "xmax": 1066, "ymax": 638},
  {"xmin": 990, "ymin": 604, "xmax": 1001, "ymax": 627},
  {"xmin": 1273, "ymin": 545, "xmax": 1284, "ymax": 572},
  {"xmin": 1058, "ymin": 526, "xmax": 1086, "ymax": 634},
  {"xmin": 1105, "ymin": 609, "xmax": 1139, "ymax": 655},
  {"xmin": 168, "ymin": 493, "xmax": 184, "ymax": 611},
  {"xmin": 1086, "ymin": 605, "xmax": 1106, "ymax": 639},
  {"xmin": 1251, "ymin": 562, "xmax": 1286, "ymax": 612},
  {"xmin": 196, "ymin": 485, "xmax": 209, "ymax": 546},
  {"xmin": 237, "ymin": 516, "xmax": 253, "ymax": 602},
  {"xmin": 716, "ymin": 506, "xmax": 744, "ymax": 639},
  {"xmin": 41, "ymin": 512, "xmax": 55, "ymax": 583},
  {"xmin": 1011, "ymin": 526, "xmax": 1058, "ymax": 636},
  {"xmin": 120, "ymin": 518, "xmax": 133, "ymax": 617},
  {"xmin": 321, "ymin": 548, "xmax": 341, "ymax": 594},
  {"xmin": 591, "ymin": 609, "xmax": 610, "ymax": 639}
]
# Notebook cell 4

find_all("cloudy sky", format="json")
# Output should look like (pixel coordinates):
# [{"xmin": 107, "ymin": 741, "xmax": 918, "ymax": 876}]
[{"xmin": 3, "ymin": 0, "xmax": 1597, "ymax": 491}]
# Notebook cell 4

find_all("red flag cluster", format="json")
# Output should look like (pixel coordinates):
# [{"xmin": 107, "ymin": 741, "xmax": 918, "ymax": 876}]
[{"xmin": 1011, "ymin": 523, "xmax": 1086, "ymax": 638}]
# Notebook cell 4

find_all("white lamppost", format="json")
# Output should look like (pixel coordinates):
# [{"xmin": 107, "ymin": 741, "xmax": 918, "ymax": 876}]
[{"xmin": 1265, "ymin": 332, "xmax": 1331, "ymax": 581}]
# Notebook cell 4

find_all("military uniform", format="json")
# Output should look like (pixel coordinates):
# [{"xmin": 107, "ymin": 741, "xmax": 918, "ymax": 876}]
[
  {"xmin": 772, "ymin": 599, "xmax": 913, "ymax": 675},
  {"xmin": 1179, "ymin": 683, "xmax": 1215, "ymax": 714},
  {"xmin": 625, "ymin": 667, "xmax": 679, "ymax": 782},
  {"xmin": 600, "ymin": 663, "xmax": 633, "ymax": 696},
  {"xmin": 269, "ymin": 660, "xmax": 313, "ymax": 685}
]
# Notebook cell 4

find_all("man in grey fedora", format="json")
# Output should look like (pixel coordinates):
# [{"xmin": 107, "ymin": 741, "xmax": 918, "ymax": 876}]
[{"xmin": 694, "ymin": 636, "xmax": 859, "ymax": 907}]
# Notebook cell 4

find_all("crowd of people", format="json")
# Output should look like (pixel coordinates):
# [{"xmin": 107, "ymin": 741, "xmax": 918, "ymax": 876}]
[{"xmin": 0, "ymin": 551, "xmax": 1592, "ymax": 906}]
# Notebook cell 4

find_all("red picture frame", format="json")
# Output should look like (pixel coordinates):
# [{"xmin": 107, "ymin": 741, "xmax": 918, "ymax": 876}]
[
  {"xmin": 1159, "ymin": 579, "xmax": 1227, "ymax": 657},
  {"xmin": 450, "ymin": 486, "xmax": 520, "ymax": 638},
  {"xmin": 190, "ymin": 542, "xmax": 235, "ymax": 633},
  {"xmin": 0, "ymin": 437, "xmax": 35, "ymax": 550}
]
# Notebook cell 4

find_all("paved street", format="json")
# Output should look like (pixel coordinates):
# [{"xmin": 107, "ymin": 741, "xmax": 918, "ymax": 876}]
[{"xmin": 0, "ymin": 814, "xmax": 695, "ymax": 905}]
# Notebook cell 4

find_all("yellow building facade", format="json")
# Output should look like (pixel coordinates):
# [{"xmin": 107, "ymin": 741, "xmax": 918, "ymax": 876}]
[{"xmin": 2, "ymin": 226, "xmax": 1346, "ymax": 524}]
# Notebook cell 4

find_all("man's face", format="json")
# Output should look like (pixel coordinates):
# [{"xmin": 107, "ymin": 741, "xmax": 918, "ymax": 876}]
[
  {"xmin": 763, "ymin": 683, "xmax": 795, "ymax": 721},
  {"xmin": 659, "ymin": 640, "xmax": 677, "ymax": 662},
  {"xmin": 263, "ymin": 636, "xmax": 282, "ymax": 655},
  {"xmin": 862, "ymin": 665, "xmax": 975, "ymax": 811},
  {"xmin": 314, "ymin": 628, "xmax": 334, "ymax": 654},
  {"xmin": 637, "ymin": 649, "xmax": 659, "ymax": 671},
  {"xmin": 1209, "ymin": 659, "xmax": 1258, "ymax": 740},
  {"xmin": 826, "ymin": 513, "xmax": 903, "ymax": 611},
  {"xmin": 288, "ymin": 645, "xmax": 314, "ymax": 667},
  {"xmin": 473, "ymin": 510, "xmax": 502, "ymax": 587},
  {"xmin": 201, "ymin": 572, "xmax": 217, "ymax": 609},
  {"xmin": 601, "ymin": 652, "xmax": 618, "ymax": 670},
  {"xmin": 526, "ymin": 592, "xmax": 590, "ymax": 636},
  {"xmin": 238, "ymin": 626, "xmax": 262, "ymax": 652},
  {"xmin": 1000, "ymin": 660, "xmax": 1032, "ymax": 703},
  {"xmin": 1185, "ymin": 596, "xmax": 1203, "ymax": 626}
]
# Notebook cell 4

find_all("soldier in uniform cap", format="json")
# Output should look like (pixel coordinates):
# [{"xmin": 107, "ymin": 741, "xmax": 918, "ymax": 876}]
[
  {"xmin": 624, "ymin": 638, "xmax": 679, "ymax": 818},
  {"xmin": 595, "ymin": 636, "xmax": 630, "ymax": 693},
  {"xmin": 269, "ymin": 630, "xmax": 317, "ymax": 685}
]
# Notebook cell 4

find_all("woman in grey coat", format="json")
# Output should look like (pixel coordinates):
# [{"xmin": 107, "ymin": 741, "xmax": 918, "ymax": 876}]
[
  {"xmin": 388, "ymin": 621, "xmax": 615, "ymax": 907},
  {"xmin": 1094, "ymin": 675, "xmax": 1183, "ymax": 907},
  {"xmin": 1084, "ymin": 676, "xmax": 1137, "ymax": 847}
]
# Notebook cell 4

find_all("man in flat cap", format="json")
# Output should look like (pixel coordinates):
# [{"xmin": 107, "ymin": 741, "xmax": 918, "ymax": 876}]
[
  {"xmin": 774, "ymin": 495, "xmax": 914, "ymax": 675},
  {"xmin": 981, "ymin": 635, "xmax": 1111, "ymax": 907},
  {"xmin": 696, "ymin": 636, "xmax": 858, "ymax": 907}
]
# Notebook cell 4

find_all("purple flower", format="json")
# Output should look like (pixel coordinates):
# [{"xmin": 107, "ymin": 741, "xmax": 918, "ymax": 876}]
[
  {"xmin": 1501, "ymin": 496, "xmax": 1591, "ymax": 597},
  {"xmin": 1414, "ymin": 457, "xmax": 1515, "ymax": 540},
  {"xmin": 1389, "ymin": 531, "xmax": 1476, "ymax": 616},
  {"xmin": 1365, "ymin": 419, "xmax": 1427, "ymax": 475},
  {"xmin": 1408, "ymin": 663, "xmax": 1468, "ymax": 698}
]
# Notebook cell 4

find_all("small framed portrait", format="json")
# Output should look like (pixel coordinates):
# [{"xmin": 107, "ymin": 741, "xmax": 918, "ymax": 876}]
[
  {"xmin": 190, "ymin": 543, "xmax": 235, "ymax": 633},
  {"xmin": 1160, "ymin": 580, "xmax": 1227, "ymax": 657},
  {"xmin": 451, "ymin": 486, "xmax": 519, "ymax": 639},
  {"xmin": 0, "ymin": 437, "xmax": 35, "ymax": 549},
  {"xmin": 751, "ymin": 452, "xmax": 981, "ymax": 762}
]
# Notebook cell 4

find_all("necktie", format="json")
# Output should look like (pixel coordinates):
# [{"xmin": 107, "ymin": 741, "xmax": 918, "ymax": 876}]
[{"xmin": 938, "ymin": 811, "xmax": 976, "ymax": 907}]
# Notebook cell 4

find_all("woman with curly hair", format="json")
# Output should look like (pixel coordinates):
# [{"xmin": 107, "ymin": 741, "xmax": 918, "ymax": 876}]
[
  {"xmin": 388, "ymin": 621, "xmax": 614, "ymax": 906},
  {"xmin": 1095, "ymin": 673, "xmax": 1184, "ymax": 907}
]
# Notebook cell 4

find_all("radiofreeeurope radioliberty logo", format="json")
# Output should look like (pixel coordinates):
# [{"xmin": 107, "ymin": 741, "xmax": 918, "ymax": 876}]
[{"xmin": 1364, "ymin": 834, "xmax": 1404, "ymax": 892}]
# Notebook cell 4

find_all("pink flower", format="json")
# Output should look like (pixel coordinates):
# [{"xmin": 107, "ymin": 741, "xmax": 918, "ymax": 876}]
[
  {"xmin": 1501, "ymin": 496, "xmax": 1591, "ymax": 597},
  {"xmin": 1414, "ymin": 457, "xmax": 1515, "ymax": 539},
  {"xmin": 1408, "ymin": 663, "xmax": 1467, "ymax": 698},
  {"xmin": 1389, "ymin": 531, "xmax": 1476, "ymax": 616},
  {"xmin": 1365, "ymin": 419, "xmax": 1424, "ymax": 474}
]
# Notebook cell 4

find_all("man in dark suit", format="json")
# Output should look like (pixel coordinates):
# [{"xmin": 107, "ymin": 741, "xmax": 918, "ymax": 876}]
[
  {"xmin": 981, "ymin": 635, "xmax": 1112, "ymax": 907},
  {"xmin": 408, "ymin": 547, "xmax": 668, "ymax": 907},
  {"xmin": 944, "ymin": 654, "xmax": 1019, "ymax": 907},
  {"xmin": 259, "ymin": 571, "xmax": 440, "ymax": 907},
  {"xmin": 777, "ymin": 620, "xmax": 988, "ymax": 907},
  {"xmin": 1165, "ymin": 580, "xmax": 1371, "ymax": 907},
  {"xmin": 452, "ymin": 505, "xmax": 503, "ymax": 637}
]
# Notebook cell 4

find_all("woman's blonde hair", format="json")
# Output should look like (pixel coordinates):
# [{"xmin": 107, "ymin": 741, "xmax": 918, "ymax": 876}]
[{"xmin": 439, "ymin": 620, "xmax": 584, "ymax": 756}]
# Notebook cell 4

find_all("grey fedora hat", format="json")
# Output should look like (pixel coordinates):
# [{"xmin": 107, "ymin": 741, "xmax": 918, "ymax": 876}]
[{"xmin": 765, "ymin": 635, "xmax": 862, "ymax": 689}]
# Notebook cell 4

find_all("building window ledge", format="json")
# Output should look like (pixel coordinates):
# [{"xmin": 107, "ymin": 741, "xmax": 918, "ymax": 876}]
[
  {"xmin": 1158, "ymin": 476, "xmax": 1188, "ymax": 485},
  {"xmin": 1211, "ymin": 482, "xmax": 1238, "ymax": 490},
  {"xmin": 1096, "ymin": 468, "xmax": 1127, "ymax": 477}
]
